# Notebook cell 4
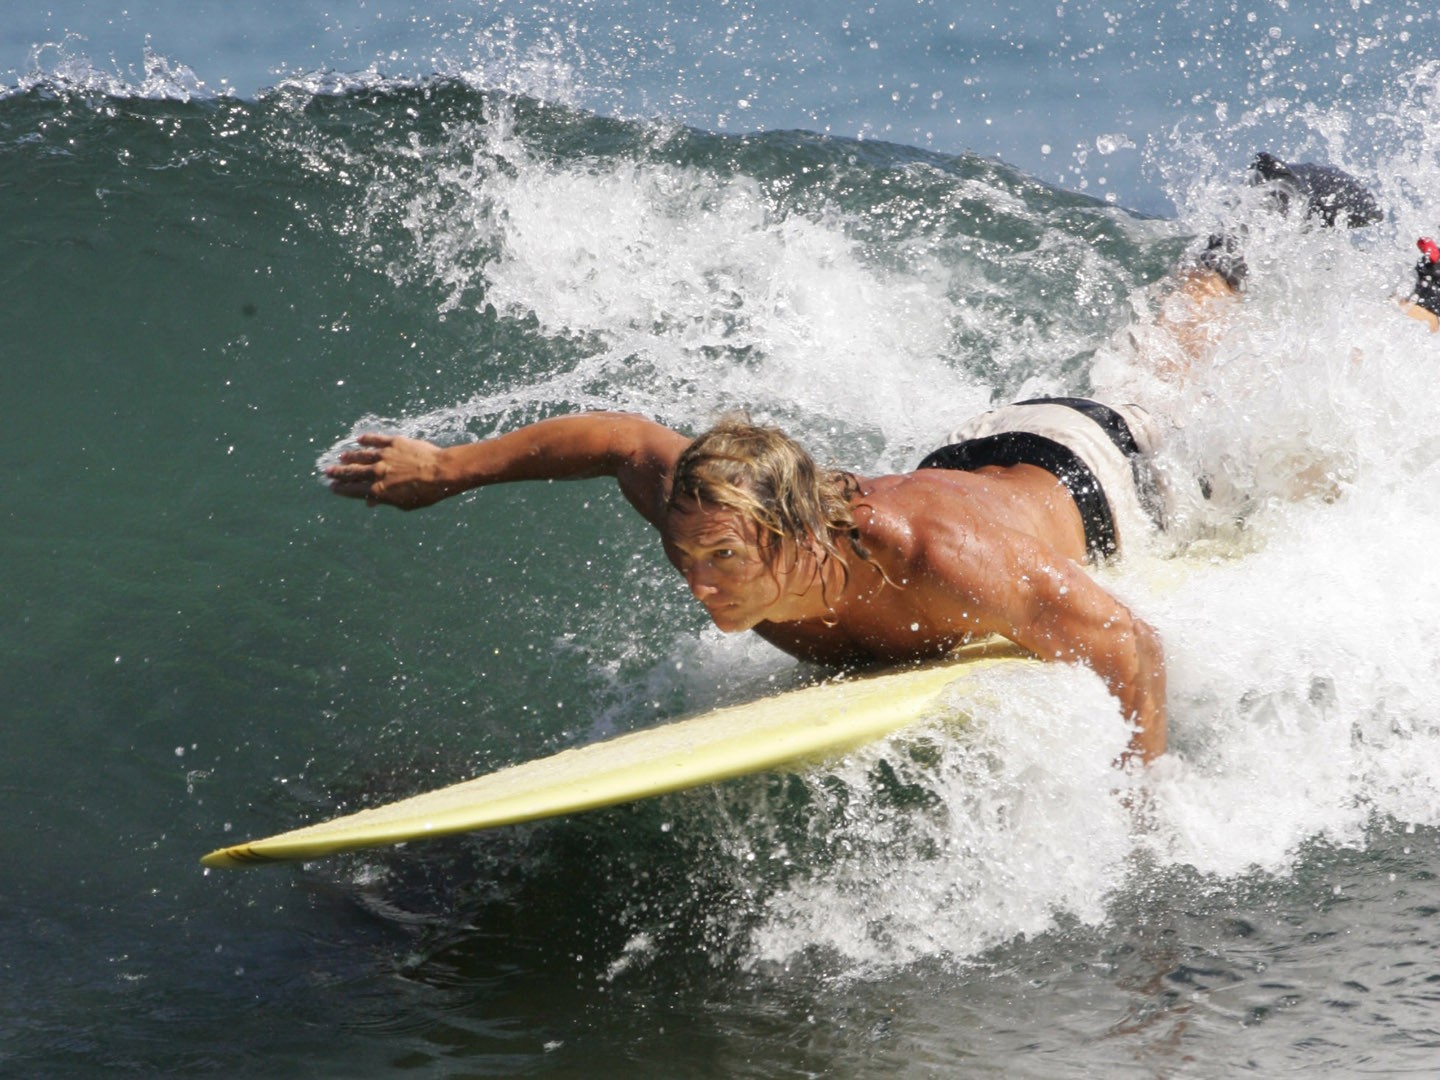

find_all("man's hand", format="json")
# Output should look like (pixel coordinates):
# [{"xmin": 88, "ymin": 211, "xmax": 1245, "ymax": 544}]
[{"xmin": 326, "ymin": 433, "xmax": 454, "ymax": 510}]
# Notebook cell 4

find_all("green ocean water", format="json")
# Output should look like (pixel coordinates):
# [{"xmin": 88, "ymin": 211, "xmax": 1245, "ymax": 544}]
[{"xmin": 5, "ymin": 21, "xmax": 1440, "ymax": 1080}]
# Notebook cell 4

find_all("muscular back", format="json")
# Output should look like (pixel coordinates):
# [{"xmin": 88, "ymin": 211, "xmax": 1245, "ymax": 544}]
[{"xmin": 750, "ymin": 465, "xmax": 1093, "ymax": 665}]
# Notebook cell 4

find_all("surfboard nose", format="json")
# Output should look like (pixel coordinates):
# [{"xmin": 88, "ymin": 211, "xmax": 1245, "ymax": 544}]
[{"xmin": 201, "ymin": 845, "xmax": 272, "ymax": 869}]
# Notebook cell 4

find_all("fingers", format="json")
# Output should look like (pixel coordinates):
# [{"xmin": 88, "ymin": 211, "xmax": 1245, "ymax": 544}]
[
  {"xmin": 335, "ymin": 443, "xmax": 388, "ymax": 466},
  {"xmin": 325, "ymin": 433, "xmax": 429, "ymax": 509},
  {"xmin": 328, "ymin": 433, "xmax": 394, "ymax": 474},
  {"xmin": 326, "ymin": 459, "xmax": 382, "ymax": 481},
  {"xmin": 327, "ymin": 434, "xmax": 391, "ymax": 500}
]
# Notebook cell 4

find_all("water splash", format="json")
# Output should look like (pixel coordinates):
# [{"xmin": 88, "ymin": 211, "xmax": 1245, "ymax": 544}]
[{"xmin": 12, "ymin": 39, "xmax": 217, "ymax": 101}]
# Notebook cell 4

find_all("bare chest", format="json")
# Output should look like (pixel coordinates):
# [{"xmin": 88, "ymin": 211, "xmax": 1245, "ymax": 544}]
[{"xmin": 754, "ymin": 585, "xmax": 980, "ymax": 666}]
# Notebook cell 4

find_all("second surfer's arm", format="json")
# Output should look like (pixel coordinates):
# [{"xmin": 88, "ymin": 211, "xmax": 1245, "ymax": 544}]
[{"xmin": 326, "ymin": 412, "xmax": 690, "ymax": 526}]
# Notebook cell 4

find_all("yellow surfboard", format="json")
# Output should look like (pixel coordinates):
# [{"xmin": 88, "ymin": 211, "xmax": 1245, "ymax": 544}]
[{"xmin": 202, "ymin": 641, "xmax": 1030, "ymax": 869}]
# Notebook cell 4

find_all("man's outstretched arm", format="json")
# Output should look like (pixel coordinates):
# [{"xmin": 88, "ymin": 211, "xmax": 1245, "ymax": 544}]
[{"xmin": 325, "ymin": 412, "xmax": 691, "ymax": 527}]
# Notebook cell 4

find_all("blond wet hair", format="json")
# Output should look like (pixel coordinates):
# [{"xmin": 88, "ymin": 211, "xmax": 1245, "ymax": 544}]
[{"xmin": 668, "ymin": 415, "xmax": 869, "ymax": 580}]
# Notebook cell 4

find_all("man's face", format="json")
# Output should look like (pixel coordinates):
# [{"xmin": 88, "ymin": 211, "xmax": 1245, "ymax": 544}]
[{"xmin": 664, "ymin": 503, "xmax": 788, "ymax": 632}]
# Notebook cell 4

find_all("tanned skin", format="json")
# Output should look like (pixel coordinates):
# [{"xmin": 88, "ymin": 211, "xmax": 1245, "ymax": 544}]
[{"xmin": 327, "ymin": 413, "xmax": 1166, "ymax": 764}]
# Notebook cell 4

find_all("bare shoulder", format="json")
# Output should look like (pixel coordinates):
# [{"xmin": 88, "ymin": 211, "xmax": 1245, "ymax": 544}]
[
  {"xmin": 859, "ymin": 460, "xmax": 1092, "ymax": 568},
  {"xmin": 579, "ymin": 411, "xmax": 691, "ymax": 464},
  {"xmin": 842, "ymin": 472, "xmax": 1048, "ymax": 650},
  {"xmin": 851, "ymin": 467, "xmax": 1084, "ymax": 592},
  {"xmin": 592, "ymin": 413, "xmax": 692, "ymax": 527},
  {"xmin": 853, "ymin": 469, "xmax": 986, "ymax": 527},
  {"xmin": 851, "ymin": 471, "xmax": 989, "ymax": 565},
  {"xmin": 619, "ymin": 413, "xmax": 692, "ymax": 452}
]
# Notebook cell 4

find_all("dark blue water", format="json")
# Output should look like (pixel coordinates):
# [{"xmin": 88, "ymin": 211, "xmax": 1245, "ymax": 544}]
[{"xmin": 4, "ymin": 3, "xmax": 1440, "ymax": 1076}]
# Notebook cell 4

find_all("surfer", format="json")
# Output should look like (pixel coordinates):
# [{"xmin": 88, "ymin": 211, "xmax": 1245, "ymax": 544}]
[{"xmin": 327, "ymin": 406, "xmax": 1169, "ymax": 765}]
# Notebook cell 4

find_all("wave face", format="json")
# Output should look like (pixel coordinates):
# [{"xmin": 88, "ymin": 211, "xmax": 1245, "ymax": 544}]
[{"xmin": 5, "ymin": 15, "xmax": 1440, "ymax": 1080}]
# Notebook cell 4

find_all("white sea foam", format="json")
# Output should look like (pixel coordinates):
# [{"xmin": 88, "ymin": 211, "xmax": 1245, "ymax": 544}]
[{"xmin": 745, "ymin": 661, "xmax": 1137, "ymax": 973}]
